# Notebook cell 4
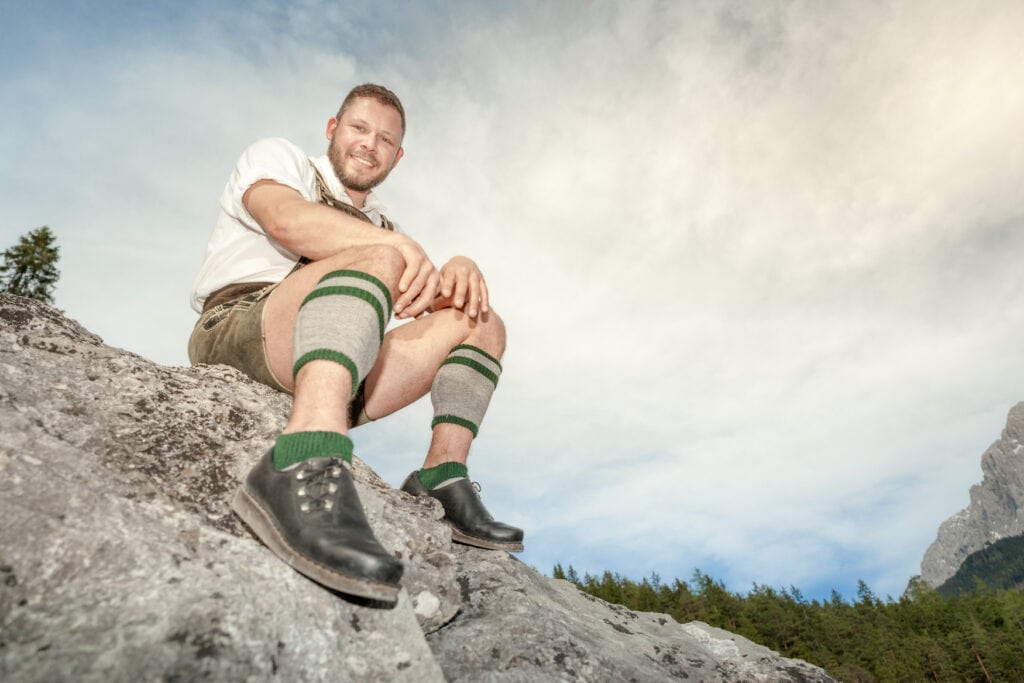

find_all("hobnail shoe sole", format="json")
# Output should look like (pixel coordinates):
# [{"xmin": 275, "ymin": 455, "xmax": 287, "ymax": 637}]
[{"xmin": 449, "ymin": 526, "xmax": 524, "ymax": 553}]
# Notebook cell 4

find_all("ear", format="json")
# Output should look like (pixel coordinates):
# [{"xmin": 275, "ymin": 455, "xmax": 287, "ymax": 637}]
[
  {"xmin": 326, "ymin": 117, "xmax": 339, "ymax": 140},
  {"xmin": 391, "ymin": 146, "xmax": 405, "ymax": 169}
]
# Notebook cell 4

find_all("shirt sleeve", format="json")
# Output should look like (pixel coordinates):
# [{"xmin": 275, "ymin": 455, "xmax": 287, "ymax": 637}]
[{"xmin": 220, "ymin": 137, "xmax": 316, "ymax": 233}]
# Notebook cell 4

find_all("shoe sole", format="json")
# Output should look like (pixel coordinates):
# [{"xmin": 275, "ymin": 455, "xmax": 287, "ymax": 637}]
[
  {"xmin": 231, "ymin": 486, "xmax": 401, "ymax": 603},
  {"xmin": 449, "ymin": 527, "xmax": 524, "ymax": 553}
]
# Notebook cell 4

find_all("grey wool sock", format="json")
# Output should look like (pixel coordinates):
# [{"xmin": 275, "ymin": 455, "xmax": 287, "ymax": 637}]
[
  {"xmin": 430, "ymin": 344, "xmax": 502, "ymax": 437},
  {"xmin": 292, "ymin": 269, "xmax": 392, "ymax": 395}
]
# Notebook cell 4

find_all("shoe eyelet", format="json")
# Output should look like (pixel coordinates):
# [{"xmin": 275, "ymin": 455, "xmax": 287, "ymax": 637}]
[
  {"xmin": 328, "ymin": 483, "xmax": 338, "ymax": 493},
  {"xmin": 297, "ymin": 486, "xmax": 306, "ymax": 497},
  {"xmin": 323, "ymin": 500, "xmax": 333, "ymax": 510},
  {"xmin": 296, "ymin": 471, "xmax": 306, "ymax": 480},
  {"xmin": 300, "ymin": 502, "xmax": 310, "ymax": 512}
]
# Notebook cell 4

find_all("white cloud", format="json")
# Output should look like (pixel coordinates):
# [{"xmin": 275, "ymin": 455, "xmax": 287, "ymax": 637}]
[{"xmin": 3, "ymin": 0, "xmax": 1023, "ymax": 599}]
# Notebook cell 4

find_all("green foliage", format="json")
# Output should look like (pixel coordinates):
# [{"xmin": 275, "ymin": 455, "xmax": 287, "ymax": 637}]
[
  {"xmin": 0, "ymin": 226, "xmax": 61, "ymax": 304},
  {"xmin": 939, "ymin": 534, "xmax": 1024, "ymax": 597},
  {"xmin": 556, "ymin": 564, "xmax": 1024, "ymax": 682}
]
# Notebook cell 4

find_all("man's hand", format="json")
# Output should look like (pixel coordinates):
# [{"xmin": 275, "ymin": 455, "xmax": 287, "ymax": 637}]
[
  {"xmin": 433, "ymin": 255, "xmax": 489, "ymax": 318},
  {"xmin": 243, "ymin": 180, "xmax": 440, "ymax": 319},
  {"xmin": 393, "ymin": 236, "xmax": 440, "ymax": 319}
]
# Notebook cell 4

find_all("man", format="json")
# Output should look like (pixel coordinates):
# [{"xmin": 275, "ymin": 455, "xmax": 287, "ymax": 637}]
[{"xmin": 189, "ymin": 83, "xmax": 522, "ymax": 602}]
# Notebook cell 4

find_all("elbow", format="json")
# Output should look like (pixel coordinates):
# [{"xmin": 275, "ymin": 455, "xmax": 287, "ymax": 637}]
[
  {"xmin": 262, "ymin": 211, "xmax": 293, "ymax": 244},
  {"xmin": 260, "ymin": 203, "xmax": 303, "ymax": 248},
  {"xmin": 243, "ymin": 182, "xmax": 305, "ymax": 247}
]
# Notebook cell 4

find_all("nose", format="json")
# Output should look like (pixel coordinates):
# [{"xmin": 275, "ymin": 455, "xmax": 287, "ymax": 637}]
[{"xmin": 359, "ymin": 132, "xmax": 380, "ymax": 152}]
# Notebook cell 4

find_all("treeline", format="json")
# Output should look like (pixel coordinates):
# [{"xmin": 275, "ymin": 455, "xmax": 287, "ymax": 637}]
[{"xmin": 553, "ymin": 565, "xmax": 1024, "ymax": 682}]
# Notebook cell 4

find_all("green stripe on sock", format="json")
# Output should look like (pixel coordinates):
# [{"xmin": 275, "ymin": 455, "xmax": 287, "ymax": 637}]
[
  {"xmin": 302, "ymin": 286, "xmax": 387, "ymax": 342},
  {"xmin": 273, "ymin": 431, "xmax": 353, "ymax": 470},
  {"xmin": 293, "ymin": 349, "xmax": 359, "ymax": 397},
  {"xmin": 318, "ymin": 269, "xmax": 393, "ymax": 312},
  {"xmin": 439, "ymin": 356, "xmax": 500, "ymax": 387},
  {"xmin": 450, "ymin": 344, "xmax": 502, "ymax": 371},
  {"xmin": 431, "ymin": 414, "xmax": 479, "ymax": 437},
  {"xmin": 417, "ymin": 461, "xmax": 469, "ymax": 489}
]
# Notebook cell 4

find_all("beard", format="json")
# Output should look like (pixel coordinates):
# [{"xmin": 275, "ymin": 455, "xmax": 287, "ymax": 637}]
[{"xmin": 327, "ymin": 140, "xmax": 394, "ymax": 193}]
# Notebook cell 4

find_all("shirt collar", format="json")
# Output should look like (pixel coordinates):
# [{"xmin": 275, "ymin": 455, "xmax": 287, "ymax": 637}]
[{"xmin": 310, "ymin": 155, "xmax": 388, "ymax": 226}]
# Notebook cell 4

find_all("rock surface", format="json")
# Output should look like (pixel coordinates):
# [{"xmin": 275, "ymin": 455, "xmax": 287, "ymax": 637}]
[
  {"xmin": 0, "ymin": 293, "xmax": 834, "ymax": 681},
  {"xmin": 919, "ymin": 402, "xmax": 1024, "ymax": 588}
]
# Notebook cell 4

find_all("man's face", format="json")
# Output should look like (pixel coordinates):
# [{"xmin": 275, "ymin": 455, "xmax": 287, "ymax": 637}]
[{"xmin": 327, "ymin": 97, "xmax": 404, "ymax": 194}]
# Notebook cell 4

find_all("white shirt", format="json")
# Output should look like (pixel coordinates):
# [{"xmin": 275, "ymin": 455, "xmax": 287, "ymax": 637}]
[{"xmin": 189, "ymin": 137, "xmax": 395, "ymax": 313}]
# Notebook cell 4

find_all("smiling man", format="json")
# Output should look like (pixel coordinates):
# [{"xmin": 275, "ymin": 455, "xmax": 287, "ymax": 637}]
[{"xmin": 188, "ymin": 83, "xmax": 523, "ymax": 602}]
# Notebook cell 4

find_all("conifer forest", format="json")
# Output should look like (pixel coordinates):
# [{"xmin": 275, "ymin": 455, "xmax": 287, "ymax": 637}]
[{"xmin": 553, "ymin": 565, "xmax": 1024, "ymax": 682}]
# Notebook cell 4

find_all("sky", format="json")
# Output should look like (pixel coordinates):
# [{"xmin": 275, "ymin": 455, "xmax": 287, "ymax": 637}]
[{"xmin": 3, "ymin": 0, "xmax": 1024, "ymax": 603}]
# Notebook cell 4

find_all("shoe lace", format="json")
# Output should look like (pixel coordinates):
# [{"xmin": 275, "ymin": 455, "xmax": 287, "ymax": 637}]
[
  {"xmin": 471, "ymin": 480, "xmax": 482, "ymax": 493},
  {"xmin": 294, "ymin": 459, "xmax": 345, "ymax": 513}
]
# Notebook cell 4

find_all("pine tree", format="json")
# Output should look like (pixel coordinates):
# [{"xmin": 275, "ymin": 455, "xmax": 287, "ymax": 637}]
[
  {"xmin": 560, "ymin": 564, "xmax": 1024, "ymax": 681},
  {"xmin": 0, "ymin": 227, "xmax": 60, "ymax": 304}
]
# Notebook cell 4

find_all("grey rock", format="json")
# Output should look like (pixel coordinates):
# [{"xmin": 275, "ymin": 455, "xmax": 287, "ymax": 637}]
[
  {"xmin": 0, "ymin": 294, "xmax": 449, "ymax": 682},
  {"xmin": 919, "ymin": 402, "xmax": 1024, "ymax": 587},
  {"xmin": 0, "ymin": 293, "xmax": 834, "ymax": 682},
  {"xmin": 430, "ymin": 547, "xmax": 833, "ymax": 682}
]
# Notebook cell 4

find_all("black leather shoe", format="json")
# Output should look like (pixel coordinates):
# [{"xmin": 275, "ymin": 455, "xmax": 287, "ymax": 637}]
[
  {"xmin": 232, "ymin": 448, "xmax": 403, "ymax": 602},
  {"xmin": 400, "ymin": 472, "xmax": 524, "ymax": 552}
]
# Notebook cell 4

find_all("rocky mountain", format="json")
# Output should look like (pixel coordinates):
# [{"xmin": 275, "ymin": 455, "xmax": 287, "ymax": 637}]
[
  {"xmin": 919, "ymin": 402, "xmax": 1024, "ymax": 588},
  {"xmin": 936, "ymin": 535, "xmax": 1024, "ymax": 597},
  {"xmin": 0, "ymin": 293, "xmax": 833, "ymax": 681}
]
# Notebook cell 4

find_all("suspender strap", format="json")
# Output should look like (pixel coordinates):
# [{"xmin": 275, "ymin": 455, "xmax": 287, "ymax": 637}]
[{"xmin": 308, "ymin": 160, "xmax": 395, "ymax": 231}]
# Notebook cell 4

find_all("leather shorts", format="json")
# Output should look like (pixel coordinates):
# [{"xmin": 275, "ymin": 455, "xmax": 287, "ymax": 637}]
[
  {"xmin": 188, "ymin": 283, "xmax": 289, "ymax": 393},
  {"xmin": 188, "ymin": 282, "xmax": 368, "ymax": 426}
]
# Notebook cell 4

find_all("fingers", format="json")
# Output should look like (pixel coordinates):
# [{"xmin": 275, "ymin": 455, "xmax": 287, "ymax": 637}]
[
  {"xmin": 440, "ymin": 267, "xmax": 456, "ymax": 299},
  {"xmin": 452, "ymin": 270, "xmax": 469, "ymax": 312},
  {"xmin": 479, "ymin": 278, "xmax": 490, "ymax": 315},
  {"xmin": 403, "ymin": 269, "xmax": 440, "ymax": 318},
  {"xmin": 397, "ymin": 254, "xmax": 490, "ymax": 319},
  {"xmin": 394, "ymin": 260, "xmax": 438, "ymax": 318},
  {"xmin": 397, "ymin": 259, "xmax": 418, "ymax": 301},
  {"xmin": 465, "ymin": 271, "xmax": 483, "ymax": 318},
  {"xmin": 445, "ymin": 258, "xmax": 487, "ymax": 318},
  {"xmin": 393, "ymin": 241, "xmax": 439, "ymax": 319}
]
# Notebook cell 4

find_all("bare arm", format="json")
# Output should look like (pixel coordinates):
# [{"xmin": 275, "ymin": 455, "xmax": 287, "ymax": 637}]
[
  {"xmin": 244, "ymin": 179, "xmax": 404, "ymax": 258},
  {"xmin": 243, "ymin": 180, "xmax": 439, "ymax": 317}
]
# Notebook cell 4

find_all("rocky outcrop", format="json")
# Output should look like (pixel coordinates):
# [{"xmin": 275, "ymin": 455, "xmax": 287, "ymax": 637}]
[
  {"xmin": 919, "ymin": 403, "xmax": 1024, "ymax": 588},
  {"xmin": 0, "ymin": 293, "xmax": 833, "ymax": 681}
]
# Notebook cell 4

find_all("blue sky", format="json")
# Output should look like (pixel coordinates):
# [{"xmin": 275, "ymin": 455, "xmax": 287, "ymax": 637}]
[{"xmin": 4, "ymin": 0, "xmax": 1024, "ymax": 603}]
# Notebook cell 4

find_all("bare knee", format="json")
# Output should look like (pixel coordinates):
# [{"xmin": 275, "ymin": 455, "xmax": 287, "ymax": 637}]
[
  {"xmin": 320, "ymin": 244, "xmax": 405, "ymax": 297},
  {"xmin": 468, "ymin": 308, "xmax": 506, "ymax": 358}
]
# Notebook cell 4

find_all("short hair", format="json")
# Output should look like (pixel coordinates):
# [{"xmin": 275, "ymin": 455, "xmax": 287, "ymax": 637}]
[{"xmin": 336, "ymin": 83, "xmax": 406, "ymax": 136}]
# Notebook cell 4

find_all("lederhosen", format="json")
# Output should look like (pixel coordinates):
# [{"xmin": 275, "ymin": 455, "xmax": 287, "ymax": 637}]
[{"xmin": 192, "ymin": 162, "xmax": 393, "ymax": 424}]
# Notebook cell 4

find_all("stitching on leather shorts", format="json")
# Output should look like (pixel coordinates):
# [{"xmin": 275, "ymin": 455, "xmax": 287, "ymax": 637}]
[{"xmin": 200, "ymin": 297, "xmax": 254, "ymax": 332}]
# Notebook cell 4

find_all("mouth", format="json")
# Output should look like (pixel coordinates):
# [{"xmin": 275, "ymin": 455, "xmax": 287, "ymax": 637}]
[{"xmin": 349, "ymin": 153, "xmax": 378, "ymax": 170}]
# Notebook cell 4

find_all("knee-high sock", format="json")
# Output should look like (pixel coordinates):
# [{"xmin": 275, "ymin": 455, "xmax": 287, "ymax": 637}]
[
  {"xmin": 274, "ymin": 431, "xmax": 354, "ymax": 470},
  {"xmin": 292, "ymin": 269, "xmax": 392, "ymax": 394},
  {"xmin": 430, "ymin": 344, "xmax": 502, "ymax": 438}
]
